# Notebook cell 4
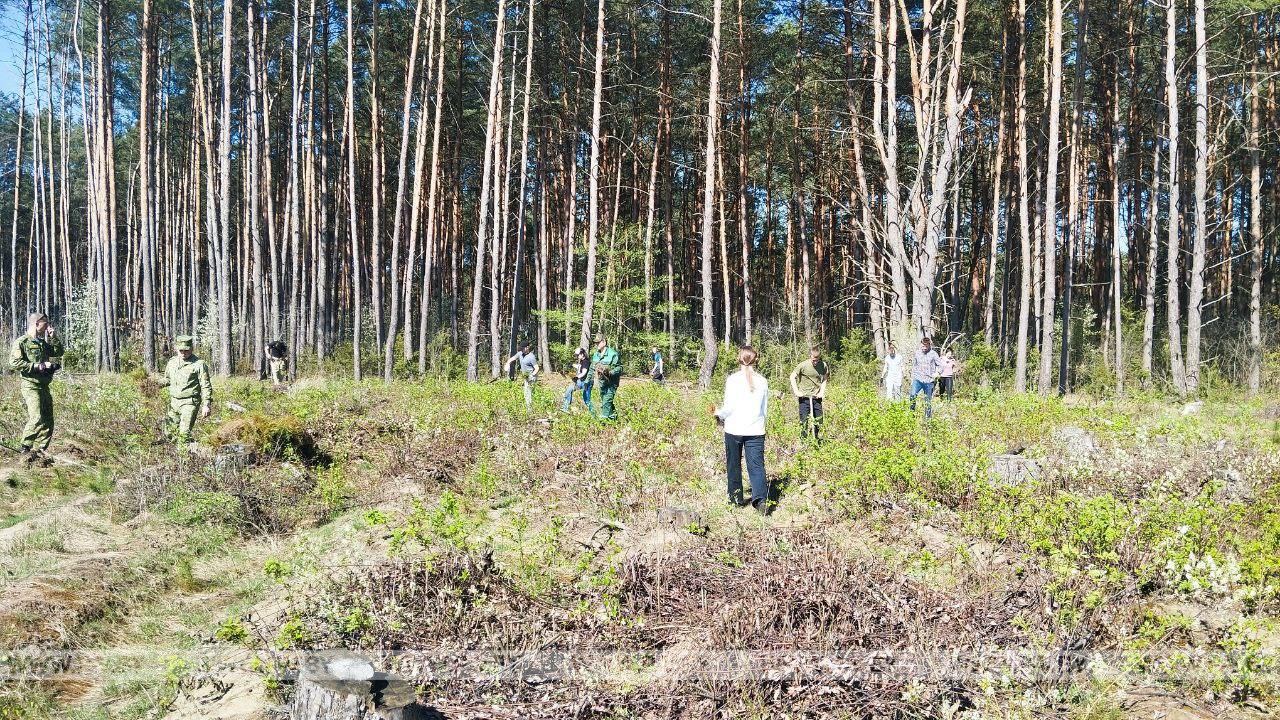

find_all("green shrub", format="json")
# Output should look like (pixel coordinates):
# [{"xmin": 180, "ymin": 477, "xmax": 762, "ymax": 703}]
[
  {"xmin": 214, "ymin": 617, "xmax": 250, "ymax": 644},
  {"xmin": 165, "ymin": 489, "xmax": 243, "ymax": 527}
]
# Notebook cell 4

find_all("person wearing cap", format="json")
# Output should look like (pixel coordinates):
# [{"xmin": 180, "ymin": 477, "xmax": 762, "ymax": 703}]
[
  {"xmin": 9, "ymin": 312, "xmax": 64, "ymax": 464},
  {"xmin": 585, "ymin": 333, "xmax": 622, "ymax": 421},
  {"xmin": 164, "ymin": 335, "xmax": 213, "ymax": 442},
  {"xmin": 562, "ymin": 347, "xmax": 591, "ymax": 412}
]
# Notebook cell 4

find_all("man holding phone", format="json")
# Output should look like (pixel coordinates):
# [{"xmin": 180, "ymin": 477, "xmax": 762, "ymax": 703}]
[{"xmin": 9, "ymin": 312, "xmax": 64, "ymax": 464}]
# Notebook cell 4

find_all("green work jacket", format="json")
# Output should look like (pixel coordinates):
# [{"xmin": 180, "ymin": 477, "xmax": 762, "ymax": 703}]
[{"xmin": 590, "ymin": 347, "xmax": 622, "ymax": 384}]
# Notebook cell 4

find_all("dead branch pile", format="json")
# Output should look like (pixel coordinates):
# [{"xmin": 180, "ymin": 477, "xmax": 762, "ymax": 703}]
[{"xmin": 279, "ymin": 530, "xmax": 1097, "ymax": 719}]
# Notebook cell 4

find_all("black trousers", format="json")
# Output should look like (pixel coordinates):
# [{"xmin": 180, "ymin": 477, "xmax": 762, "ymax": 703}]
[
  {"xmin": 798, "ymin": 397, "xmax": 824, "ymax": 440},
  {"xmin": 939, "ymin": 376, "xmax": 955, "ymax": 400},
  {"xmin": 725, "ymin": 433, "xmax": 768, "ymax": 505}
]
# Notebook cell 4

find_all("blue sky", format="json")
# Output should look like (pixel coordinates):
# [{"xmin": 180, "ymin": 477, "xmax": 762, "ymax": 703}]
[{"xmin": 0, "ymin": 4, "xmax": 26, "ymax": 98}]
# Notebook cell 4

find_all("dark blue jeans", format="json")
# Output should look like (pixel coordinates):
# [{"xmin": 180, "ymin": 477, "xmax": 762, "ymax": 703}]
[
  {"xmin": 909, "ymin": 379, "xmax": 935, "ymax": 419},
  {"xmin": 725, "ymin": 433, "xmax": 768, "ymax": 506},
  {"xmin": 562, "ymin": 380, "xmax": 591, "ymax": 411}
]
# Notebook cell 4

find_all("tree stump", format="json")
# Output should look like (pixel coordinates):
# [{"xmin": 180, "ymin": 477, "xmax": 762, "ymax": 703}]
[{"xmin": 290, "ymin": 650, "xmax": 439, "ymax": 720}]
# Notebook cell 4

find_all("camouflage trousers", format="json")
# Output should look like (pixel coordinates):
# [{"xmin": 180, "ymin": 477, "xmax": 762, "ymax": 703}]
[
  {"xmin": 167, "ymin": 397, "xmax": 199, "ymax": 442},
  {"xmin": 19, "ymin": 385, "xmax": 54, "ymax": 451}
]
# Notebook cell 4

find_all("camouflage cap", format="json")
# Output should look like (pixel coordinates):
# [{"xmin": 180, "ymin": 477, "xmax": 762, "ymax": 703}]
[
  {"xmin": 174, "ymin": 335, "xmax": 194, "ymax": 350},
  {"xmin": 592, "ymin": 334, "xmax": 605, "ymax": 344}
]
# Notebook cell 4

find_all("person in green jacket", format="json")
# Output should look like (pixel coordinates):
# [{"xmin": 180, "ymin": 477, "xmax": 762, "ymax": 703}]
[
  {"xmin": 9, "ymin": 312, "xmax": 64, "ymax": 464},
  {"xmin": 585, "ymin": 333, "xmax": 622, "ymax": 421},
  {"xmin": 164, "ymin": 335, "xmax": 213, "ymax": 443}
]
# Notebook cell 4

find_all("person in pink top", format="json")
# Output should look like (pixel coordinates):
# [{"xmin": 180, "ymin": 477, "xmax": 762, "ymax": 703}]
[{"xmin": 938, "ymin": 349, "xmax": 960, "ymax": 401}]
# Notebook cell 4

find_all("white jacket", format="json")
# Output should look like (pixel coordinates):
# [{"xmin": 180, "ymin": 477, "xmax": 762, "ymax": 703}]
[{"xmin": 716, "ymin": 368, "xmax": 769, "ymax": 436}]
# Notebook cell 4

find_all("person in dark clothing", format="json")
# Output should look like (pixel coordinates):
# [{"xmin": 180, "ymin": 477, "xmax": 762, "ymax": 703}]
[
  {"xmin": 562, "ymin": 347, "xmax": 591, "ymax": 412},
  {"xmin": 265, "ymin": 340, "xmax": 288, "ymax": 384}
]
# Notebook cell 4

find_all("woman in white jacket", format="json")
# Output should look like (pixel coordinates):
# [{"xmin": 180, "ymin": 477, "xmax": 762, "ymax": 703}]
[{"xmin": 713, "ymin": 347, "xmax": 770, "ymax": 514}]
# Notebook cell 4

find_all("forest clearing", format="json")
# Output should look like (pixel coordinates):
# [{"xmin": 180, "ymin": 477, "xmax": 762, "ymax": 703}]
[
  {"xmin": 2, "ymin": 0, "xmax": 1280, "ymax": 714},
  {"xmin": 0, "ymin": 366, "xmax": 1276, "ymax": 718}
]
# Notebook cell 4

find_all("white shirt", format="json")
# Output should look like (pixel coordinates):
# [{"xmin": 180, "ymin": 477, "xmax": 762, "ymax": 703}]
[
  {"xmin": 882, "ymin": 353, "xmax": 904, "ymax": 381},
  {"xmin": 716, "ymin": 368, "xmax": 769, "ymax": 437}
]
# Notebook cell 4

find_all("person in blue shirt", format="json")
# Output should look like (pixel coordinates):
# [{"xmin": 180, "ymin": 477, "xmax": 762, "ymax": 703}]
[{"xmin": 650, "ymin": 346, "xmax": 665, "ymax": 383}]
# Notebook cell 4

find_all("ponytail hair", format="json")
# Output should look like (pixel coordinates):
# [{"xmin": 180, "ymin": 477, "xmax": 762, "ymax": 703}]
[{"xmin": 738, "ymin": 346, "xmax": 759, "ymax": 392}]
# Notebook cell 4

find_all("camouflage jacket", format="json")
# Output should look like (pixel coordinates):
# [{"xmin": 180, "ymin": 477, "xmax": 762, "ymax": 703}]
[
  {"xmin": 165, "ymin": 355, "xmax": 213, "ymax": 404},
  {"xmin": 9, "ymin": 334, "xmax": 65, "ymax": 388}
]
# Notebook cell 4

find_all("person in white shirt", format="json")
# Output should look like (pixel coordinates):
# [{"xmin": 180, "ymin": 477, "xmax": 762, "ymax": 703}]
[
  {"xmin": 881, "ymin": 342, "xmax": 905, "ymax": 400},
  {"xmin": 712, "ymin": 346, "xmax": 771, "ymax": 514}
]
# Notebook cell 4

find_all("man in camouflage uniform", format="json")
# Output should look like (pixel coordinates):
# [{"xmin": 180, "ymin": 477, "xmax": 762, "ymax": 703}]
[
  {"xmin": 9, "ymin": 312, "xmax": 63, "ymax": 464},
  {"xmin": 164, "ymin": 335, "xmax": 213, "ymax": 442}
]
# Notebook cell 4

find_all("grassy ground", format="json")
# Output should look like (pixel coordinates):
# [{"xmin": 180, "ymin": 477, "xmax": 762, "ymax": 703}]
[{"xmin": 0, "ymin": 372, "xmax": 1276, "ymax": 719}]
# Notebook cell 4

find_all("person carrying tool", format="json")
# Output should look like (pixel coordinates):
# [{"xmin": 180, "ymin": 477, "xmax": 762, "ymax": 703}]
[
  {"xmin": 585, "ymin": 334, "xmax": 622, "ymax": 421},
  {"xmin": 9, "ymin": 312, "xmax": 64, "ymax": 465},
  {"xmin": 789, "ymin": 346, "xmax": 828, "ymax": 442},
  {"xmin": 504, "ymin": 342, "xmax": 540, "ymax": 411}
]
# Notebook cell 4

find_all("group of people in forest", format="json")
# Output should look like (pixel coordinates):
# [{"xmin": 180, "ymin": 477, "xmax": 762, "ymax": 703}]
[
  {"xmin": 8, "ymin": 308, "xmax": 959, "ymax": 519},
  {"xmin": 505, "ymin": 333, "xmax": 625, "ymax": 421},
  {"xmin": 880, "ymin": 337, "xmax": 962, "ymax": 420},
  {"xmin": 539, "ymin": 333, "xmax": 959, "ymax": 515},
  {"xmin": 7, "ymin": 312, "xmax": 219, "ymax": 466},
  {"xmin": 712, "ymin": 337, "xmax": 960, "ymax": 514}
]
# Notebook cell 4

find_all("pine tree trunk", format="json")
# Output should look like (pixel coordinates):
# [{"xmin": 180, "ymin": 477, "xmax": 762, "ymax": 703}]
[
  {"xmin": 1110, "ymin": 68, "xmax": 1124, "ymax": 394},
  {"xmin": 1142, "ymin": 138, "xmax": 1160, "ymax": 381},
  {"xmin": 1036, "ymin": 0, "xmax": 1062, "ymax": 394},
  {"xmin": 1012, "ymin": 0, "xmax": 1031, "ymax": 392},
  {"xmin": 1164, "ymin": 0, "xmax": 1187, "ymax": 394},
  {"xmin": 508, "ymin": 0, "xmax": 536, "ymax": 358},
  {"xmin": 465, "ymin": 0, "xmax": 508, "ymax": 380},
  {"xmin": 578, "ymin": 0, "xmax": 605, "ymax": 350},
  {"xmin": 697, "ymin": 0, "xmax": 723, "ymax": 388},
  {"xmin": 8, "ymin": 5, "xmax": 29, "ymax": 338},
  {"xmin": 1248, "ymin": 46, "xmax": 1263, "ymax": 394},
  {"xmin": 345, "ymin": 0, "xmax": 362, "ymax": 380},
  {"xmin": 382, "ymin": 0, "xmax": 428, "ymax": 381},
  {"xmin": 217, "ymin": 0, "xmax": 234, "ymax": 375},
  {"xmin": 139, "ymin": 0, "xmax": 156, "ymax": 370},
  {"xmin": 1184, "ymin": 0, "xmax": 1208, "ymax": 392}
]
